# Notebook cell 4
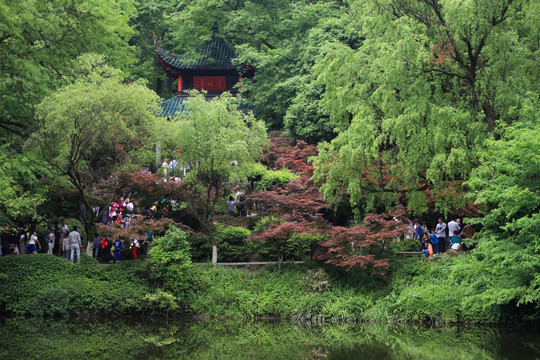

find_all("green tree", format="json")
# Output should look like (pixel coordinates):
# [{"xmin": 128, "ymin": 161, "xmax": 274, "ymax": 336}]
[
  {"xmin": 312, "ymin": 0, "xmax": 539, "ymax": 216},
  {"xmin": 463, "ymin": 118, "xmax": 540, "ymax": 310},
  {"xmin": 0, "ymin": 147, "xmax": 58, "ymax": 224},
  {"xmin": 128, "ymin": 0, "xmax": 175, "ymax": 96},
  {"xmin": 0, "ymin": 0, "xmax": 136, "ymax": 141},
  {"xmin": 164, "ymin": 0, "xmax": 354, "ymax": 135},
  {"xmin": 149, "ymin": 226, "xmax": 193, "ymax": 299},
  {"xmin": 157, "ymin": 92, "xmax": 266, "ymax": 264},
  {"xmin": 27, "ymin": 55, "xmax": 160, "ymax": 239}
]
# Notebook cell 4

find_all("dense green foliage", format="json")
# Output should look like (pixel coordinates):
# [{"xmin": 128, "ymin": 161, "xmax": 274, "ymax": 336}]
[
  {"xmin": 0, "ymin": 0, "xmax": 538, "ymax": 326},
  {"xmin": 214, "ymin": 224, "xmax": 254, "ymax": 262},
  {"xmin": 148, "ymin": 227, "xmax": 194, "ymax": 299},
  {"xmin": 0, "ymin": 249, "xmax": 538, "ymax": 324},
  {"xmin": 0, "ymin": 254, "xmax": 160, "ymax": 317},
  {"xmin": 27, "ymin": 55, "xmax": 160, "ymax": 237},
  {"xmin": 312, "ymin": 0, "xmax": 539, "ymax": 216},
  {"xmin": 0, "ymin": 0, "xmax": 136, "ymax": 141}
]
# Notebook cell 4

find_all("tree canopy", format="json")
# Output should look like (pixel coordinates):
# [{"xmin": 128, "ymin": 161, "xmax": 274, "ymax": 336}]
[
  {"xmin": 155, "ymin": 92, "xmax": 267, "ymax": 263},
  {"xmin": 0, "ymin": 0, "xmax": 136, "ymax": 142},
  {"xmin": 27, "ymin": 55, "xmax": 160, "ymax": 236},
  {"xmin": 311, "ymin": 0, "xmax": 539, "ymax": 216}
]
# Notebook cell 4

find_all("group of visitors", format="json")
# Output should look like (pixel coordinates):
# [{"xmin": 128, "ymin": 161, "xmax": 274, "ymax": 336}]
[
  {"xmin": 226, "ymin": 189, "xmax": 254, "ymax": 217},
  {"xmin": 0, "ymin": 220, "xmax": 149, "ymax": 264},
  {"xmin": 156, "ymin": 158, "xmax": 196, "ymax": 183},
  {"xmin": 408, "ymin": 217, "xmax": 473, "ymax": 260},
  {"xmin": 0, "ymin": 191, "xmax": 154, "ymax": 264},
  {"xmin": 0, "ymin": 221, "xmax": 85, "ymax": 263},
  {"xmin": 91, "ymin": 234, "xmax": 145, "ymax": 263},
  {"xmin": 101, "ymin": 196, "xmax": 134, "ymax": 228}
]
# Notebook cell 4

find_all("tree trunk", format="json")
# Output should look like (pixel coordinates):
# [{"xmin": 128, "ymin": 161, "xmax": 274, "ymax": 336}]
[
  {"xmin": 278, "ymin": 254, "xmax": 283, "ymax": 273},
  {"xmin": 209, "ymin": 227, "xmax": 218, "ymax": 265},
  {"xmin": 212, "ymin": 245, "xmax": 218, "ymax": 265},
  {"xmin": 86, "ymin": 242, "xmax": 93, "ymax": 257}
]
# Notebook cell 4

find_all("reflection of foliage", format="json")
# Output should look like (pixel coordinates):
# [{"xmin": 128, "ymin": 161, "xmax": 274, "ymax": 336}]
[{"xmin": 1, "ymin": 318, "xmax": 538, "ymax": 360}]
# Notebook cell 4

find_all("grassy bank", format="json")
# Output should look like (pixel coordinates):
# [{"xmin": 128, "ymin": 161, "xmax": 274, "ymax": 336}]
[{"xmin": 0, "ymin": 253, "xmax": 536, "ymax": 324}]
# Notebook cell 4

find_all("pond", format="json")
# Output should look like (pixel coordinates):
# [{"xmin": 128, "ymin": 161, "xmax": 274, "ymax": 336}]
[{"xmin": 1, "ymin": 317, "xmax": 538, "ymax": 359}]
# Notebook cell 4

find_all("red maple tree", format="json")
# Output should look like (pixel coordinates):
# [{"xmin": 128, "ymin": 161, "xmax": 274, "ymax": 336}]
[
  {"xmin": 248, "ymin": 134, "xmax": 409, "ymax": 274},
  {"xmin": 317, "ymin": 207, "xmax": 409, "ymax": 275}
]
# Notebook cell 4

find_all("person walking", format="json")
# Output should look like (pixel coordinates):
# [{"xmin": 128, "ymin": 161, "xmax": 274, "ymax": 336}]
[
  {"xmin": 28, "ymin": 231, "xmax": 41, "ymax": 254},
  {"xmin": 18, "ymin": 230, "xmax": 27, "ymax": 255},
  {"xmin": 131, "ymin": 238, "xmax": 140, "ymax": 260},
  {"xmin": 58, "ymin": 220, "xmax": 69, "ymax": 256},
  {"xmin": 62, "ymin": 233, "xmax": 70, "ymax": 260},
  {"xmin": 447, "ymin": 218, "xmax": 460, "ymax": 247},
  {"xmin": 68, "ymin": 226, "xmax": 82, "ymax": 263}
]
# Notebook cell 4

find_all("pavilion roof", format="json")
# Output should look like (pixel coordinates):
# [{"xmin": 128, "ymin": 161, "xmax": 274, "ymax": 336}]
[
  {"xmin": 161, "ymin": 95, "xmax": 187, "ymax": 118},
  {"xmin": 160, "ymin": 94, "xmax": 250, "ymax": 118},
  {"xmin": 154, "ymin": 34, "xmax": 236, "ymax": 72}
]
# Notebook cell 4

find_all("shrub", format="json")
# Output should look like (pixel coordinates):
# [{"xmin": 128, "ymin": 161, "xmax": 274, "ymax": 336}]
[
  {"xmin": 256, "ymin": 169, "xmax": 298, "ymax": 190},
  {"xmin": 215, "ymin": 224, "xmax": 257, "ymax": 262},
  {"xmin": 392, "ymin": 237, "xmax": 420, "ymax": 252},
  {"xmin": 148, "ymin": 226, "xmax": 194, "ymax": 298}
]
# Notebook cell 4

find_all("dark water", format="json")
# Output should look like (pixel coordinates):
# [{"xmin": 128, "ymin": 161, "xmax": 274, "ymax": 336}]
[{"xmin": 1, "ymin": 317, "xmax": 538, "ymax": 359}]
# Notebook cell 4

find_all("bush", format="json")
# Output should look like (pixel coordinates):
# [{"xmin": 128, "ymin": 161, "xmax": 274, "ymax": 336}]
[
  {"xmin": 148, "ymin": 226, "xmax": 194, "ymax": 298},
  {"xmin": 215, "ymin": 224, "xmax": 257, "ymax": 262},
  {"xmin": 0, "ymin": 254, "xmax": 159, "ymax": 317},
  {"xmin": 257, "ymin": 231, "xmax": 321, "ymax": 262},
  {"xmin": 256, "ymin": 168, "xmax": 298, "ymax": 190},
  {"xmin": 392, "ymin": 237, "xmax": 420, "ymax": 252}
]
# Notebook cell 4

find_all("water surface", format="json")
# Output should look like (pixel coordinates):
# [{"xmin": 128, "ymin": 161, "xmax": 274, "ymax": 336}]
[{"xmin": 1, "ymin": 317, "xmax": 538, "ymax": 359}]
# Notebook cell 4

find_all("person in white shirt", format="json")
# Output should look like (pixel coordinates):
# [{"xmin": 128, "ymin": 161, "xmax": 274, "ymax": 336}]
[
  {"xmin": 46, "ymin": 228, "xmax": 55, "ymax": 255},
  {"xmin": 68, "ymin": 226, "xmax": 82, "ymax": 263},
  {"xmin": 447, "ymin": 218, "xmax": 460, "ymax": 246},
  {"xmin": 28, "ymin": 231, "xmax": 41, "ymax": 254}
]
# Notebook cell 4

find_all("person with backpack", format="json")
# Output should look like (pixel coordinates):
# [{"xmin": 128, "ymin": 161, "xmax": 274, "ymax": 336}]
[
  {"xmin": 113, "ymin": 237, "xmax": 124, "ymax": 263},
  {"xmin": 413, "ymin": 220, "xmax": 423, "ymax": 250},
  {"xmin": 420, "ymin": 232, "xmax": 431, "ymax": 260}
]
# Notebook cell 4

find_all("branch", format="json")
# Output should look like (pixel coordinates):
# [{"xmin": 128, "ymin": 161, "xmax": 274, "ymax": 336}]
[
  {"xmin": 421, "ymin": 67, "xmax": 468, "ymax": 80},
  {"xmin": 259, "ymin": 38, "xmax": 275, "ymax": 50},
  {"xmin": 0, "ymin": 122, "xmax": 25, "ymax": 137}
]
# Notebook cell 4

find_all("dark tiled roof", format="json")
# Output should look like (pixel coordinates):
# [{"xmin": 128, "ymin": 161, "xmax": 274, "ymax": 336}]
[
  {"xmin": 155, "ymin": 36, "xmax": 236, "ymax": 71},
  {"xmin": 161, "ymin": 95, "xmax": 187, "ymax": 117},
  {"xmin": 160, "ymin": 94, "xmax": 251, "ymax": 118}
]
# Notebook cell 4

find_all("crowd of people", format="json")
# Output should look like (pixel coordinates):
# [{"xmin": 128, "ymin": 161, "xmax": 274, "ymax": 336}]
[
  {"xmin": 0, "ymin": 220, "xmax": 85, "ymax": 262},
  {"xmin": 0, "ymin": 193, "xmax": 154, "ymax": 264},
  {"xmin": 405, "ymin": 217, "xmax": 474, "ymax": 260}
]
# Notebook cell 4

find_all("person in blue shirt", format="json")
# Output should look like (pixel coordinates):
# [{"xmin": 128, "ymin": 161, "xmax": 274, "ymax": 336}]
[
  {"xmin": 414, "ymin": 220, "xmax": 423, "ymax": 250},
  {"xmin": 430, "ymin": 229, "xmax": 439, "ymax": 254},
  {"xmin": 113, "ymin": 237, "xmax": 124, "ymax": 263}
]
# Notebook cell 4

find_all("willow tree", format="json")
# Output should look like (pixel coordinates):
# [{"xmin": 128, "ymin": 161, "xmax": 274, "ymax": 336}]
[
  {"xmin": 312, "ymin": 0, "xmax": 539, "ymax": 216},
  {"xmin": 158, "ymin": 92, "xmax": 266, "ymax": 264},
  {"xmin": 28, "ymin": 55, "xmax": 160, "ymax": 240}
]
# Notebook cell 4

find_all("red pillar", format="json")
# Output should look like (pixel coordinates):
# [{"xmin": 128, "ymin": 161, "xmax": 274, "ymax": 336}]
[{"xmin": 178, "ymin": 75, "xmax": 183, "ymax": 92}]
